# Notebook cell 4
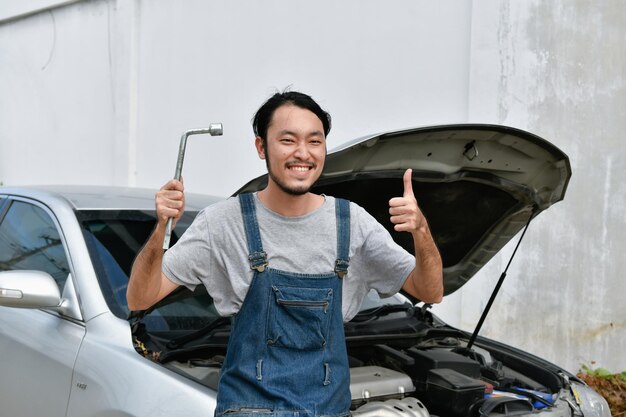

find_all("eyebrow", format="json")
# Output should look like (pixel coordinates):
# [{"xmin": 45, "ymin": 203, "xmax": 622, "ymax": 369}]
[{"xmin": 278, "ymin": 129, "xmax": 325, "ymax": 138}]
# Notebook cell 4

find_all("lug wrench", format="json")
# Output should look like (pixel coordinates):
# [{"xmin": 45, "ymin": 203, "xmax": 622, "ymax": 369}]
[{"xmin": 163, "ymin": 123, "xmax": 223, "ymax": 250}]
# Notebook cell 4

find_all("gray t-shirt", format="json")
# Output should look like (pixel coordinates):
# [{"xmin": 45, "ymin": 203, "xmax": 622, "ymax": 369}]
[{"xmin": 163, "ymin": 194, "xmax": 414, "ymax": 321}]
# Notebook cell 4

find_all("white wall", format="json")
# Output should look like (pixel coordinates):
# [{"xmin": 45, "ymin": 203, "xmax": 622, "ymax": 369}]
[
  {"xmin": 431, "ymin": 0, "xmax": 625, "ymax": 374},
  {"xmin": 1, "ymin": 0, "xmax": 624, "ymax": 374},
  {"xmin": 1, "ymin": 0, "xmax": 472, "ymax": 195},
  {"xmin": 0, "ymin": 1, "xmax": 119, "ymax": 185}
]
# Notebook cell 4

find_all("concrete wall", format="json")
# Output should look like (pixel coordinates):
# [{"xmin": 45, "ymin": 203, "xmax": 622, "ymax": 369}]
[
  {"xmin": 441, "ymin": 0, "xmax": 625, "ymax": 375},
  {"xmin": 0, "ymin": 0, "xmax": 623, "ymax": 374}
]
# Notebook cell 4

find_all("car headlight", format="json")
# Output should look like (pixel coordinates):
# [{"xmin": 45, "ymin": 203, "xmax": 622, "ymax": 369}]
[{"xmin": 571, "ymin": 382, "xmax": 611, "ymax": 417}]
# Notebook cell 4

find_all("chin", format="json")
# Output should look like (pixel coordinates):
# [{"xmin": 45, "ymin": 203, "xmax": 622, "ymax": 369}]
[
  {"xmin": 280, "ymin": 184, "xmax": 312, "ymax": 196},
  {"xmin": 269, "ymin": 174, "xmax": 319, "ymax": 196}
]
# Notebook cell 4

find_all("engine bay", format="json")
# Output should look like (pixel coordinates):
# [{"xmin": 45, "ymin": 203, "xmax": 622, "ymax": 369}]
[
  {"xmin": 344, "ymin": 340, "xmax": 571, "ymax": 416},
  {"xmin": 132, "ymin": 294, "xmax": 584, "ymax": 417},
  {"xmin": 159, "ymin": 332, "xmax": 579, "ymax": 417}
]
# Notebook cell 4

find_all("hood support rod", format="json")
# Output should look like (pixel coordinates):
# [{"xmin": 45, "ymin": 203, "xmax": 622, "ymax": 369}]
[{"xmin": 466, "ymin": 207, "xmax": 536, "ymax": 350}]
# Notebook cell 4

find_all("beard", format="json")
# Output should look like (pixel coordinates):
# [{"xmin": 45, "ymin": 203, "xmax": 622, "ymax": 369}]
[
  {"xmin": 268, "ymin": 171, "xmax": 311, "ymax": 195},
  {"xmin": 264, "ymin": 153, "xmax": 321, "ymax": 196}
]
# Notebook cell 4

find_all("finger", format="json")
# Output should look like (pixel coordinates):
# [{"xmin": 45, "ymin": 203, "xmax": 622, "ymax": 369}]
[
  {"xmin": 161, "ymin": 179, "xmax": 184, "ymax": 192},
  {"xmin": 390, "ymin": 214, "xmax": 417, "ymax": 232},
  {"xmin": 389, "ymin": 196, "xmax": 407, "ymax": 207},
  {"xmin": 390, "ymin": 212, "xmax": 412, "ymax": 230},
  {"xmin": 160, "ymin": 194, "xmax": 184, "ymax": 207},
  {"xmin": 160, "ymin": 189, "xmax": 184, "ymax": 200},
  {"xmin": 160, "ymin": 205, "xmax": 182, "ymax": 218},
  {"xmin": 389, "ymin": 213, "xmax": 409, "ymax": 224},
  {"xmin": 394, "ymin": 223, "xmax": 412, "ymax": 233},
  {"xmin": 403, "ymin": 168, "xmax": 414, "ymax": 198},
  {"xmin": 158, "ymin": 179, "xmax": 185, "ymax": 204},
  {"xmin": 389, "ymin": 205, "xmax": 410, "ymax": 216}
]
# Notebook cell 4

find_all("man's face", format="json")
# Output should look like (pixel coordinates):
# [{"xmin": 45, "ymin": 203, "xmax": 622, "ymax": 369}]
[{"xmin": 256, "ymin": 104, "xmax": 327, "ymax": 196}]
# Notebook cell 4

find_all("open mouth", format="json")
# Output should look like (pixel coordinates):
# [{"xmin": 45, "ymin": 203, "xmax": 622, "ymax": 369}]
[{"xmin": 286, "ymin": 163, "xmax": 315, "ymax": 173}]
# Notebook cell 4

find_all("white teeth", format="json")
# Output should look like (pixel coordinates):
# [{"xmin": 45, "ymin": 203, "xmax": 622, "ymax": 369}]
[{"xmin": 290, "ymin": 166, "xmax": 310, "ymax": 172}]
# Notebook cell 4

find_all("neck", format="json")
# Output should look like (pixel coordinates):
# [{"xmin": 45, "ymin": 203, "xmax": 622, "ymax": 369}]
[{"xmin": 257, "ymin": 183, "xmax": 324, "ymax": 217}]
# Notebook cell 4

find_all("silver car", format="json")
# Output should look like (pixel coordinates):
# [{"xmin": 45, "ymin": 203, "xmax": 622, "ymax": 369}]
[{"xmin": 0, "ymin": 124, "xmax": 610, "ymax": 417}]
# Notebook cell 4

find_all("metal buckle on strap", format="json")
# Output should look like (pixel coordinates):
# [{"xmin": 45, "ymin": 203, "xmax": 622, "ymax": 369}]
[
  {"xmin": 335, "ymin": 258, "xmax": 349, "ymax": 279},
  {"xmin": 249, "ymin": 251, "xmax": 268, "ymax": 273}
]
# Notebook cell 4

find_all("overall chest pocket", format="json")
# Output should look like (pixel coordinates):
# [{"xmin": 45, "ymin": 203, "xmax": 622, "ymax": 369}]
[{"xmin": 267, "ymin": 285, "xmax": 334, "ymax": 351}]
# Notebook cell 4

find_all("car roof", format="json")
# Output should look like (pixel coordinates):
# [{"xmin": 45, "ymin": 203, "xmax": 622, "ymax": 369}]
[{"xmin": 0, "ymin": 185, "xmax": 223, "ymax": 211}]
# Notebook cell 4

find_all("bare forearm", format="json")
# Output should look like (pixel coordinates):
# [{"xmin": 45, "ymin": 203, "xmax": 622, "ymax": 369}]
[
  {"xmin": 404, "ymin": 225, "xmax": 443, "ymax": 303},
  {"xmin": 127, "ymin": 179, "xmax": 184, "ymax": 311},
  {"xmin": 127, "ymin": 226, "xmax": 168, "ymax": 310}
]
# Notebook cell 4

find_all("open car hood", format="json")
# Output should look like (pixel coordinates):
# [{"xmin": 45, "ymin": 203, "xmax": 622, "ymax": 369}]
[{"xmin": 236, "ymin": 124, "xmax": 571, "ymax": 296}]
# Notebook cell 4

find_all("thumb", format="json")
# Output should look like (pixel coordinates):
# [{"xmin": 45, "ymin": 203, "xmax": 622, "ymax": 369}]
[{"xmin": 403, "ymin": 168, "xmax": 414, "ymax": 198}]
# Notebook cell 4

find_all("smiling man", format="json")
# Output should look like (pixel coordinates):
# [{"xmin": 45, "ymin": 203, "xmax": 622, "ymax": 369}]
[{"xmin": 127, "ymin": 90, "xmax": 443, "ymax": 417}]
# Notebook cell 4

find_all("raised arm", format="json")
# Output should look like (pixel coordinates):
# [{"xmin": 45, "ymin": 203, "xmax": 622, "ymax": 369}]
[
  {"xmin": 126, "ymin": 179, "xmax": 184, "ymax": 311},
  {"xmin": 389, "ymin": 169, "xmax": 444, "ymax": 303}
]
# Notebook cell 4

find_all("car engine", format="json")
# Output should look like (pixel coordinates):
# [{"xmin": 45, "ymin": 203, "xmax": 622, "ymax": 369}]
[
  {"xmin": 164, "ymin": 335, "xmax": 581, "ymax": 417},
  {"xmin": 342, "ymin": 339, "xmax": 579, "ymax": 417},
  {"xmin": 349, "ymin": 366, "xmax": 429, "ymax": 416}
]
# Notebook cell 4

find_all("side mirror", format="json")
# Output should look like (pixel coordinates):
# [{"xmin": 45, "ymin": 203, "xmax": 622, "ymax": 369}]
[{"xmin": 0, "ymin": 270, "xmax": 61, "ymax": 309}]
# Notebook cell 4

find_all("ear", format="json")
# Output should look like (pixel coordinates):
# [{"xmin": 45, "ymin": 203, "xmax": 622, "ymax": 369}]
[{"xmin": 255, "ymin": 136, "xmax": 266, "ymax": 160}]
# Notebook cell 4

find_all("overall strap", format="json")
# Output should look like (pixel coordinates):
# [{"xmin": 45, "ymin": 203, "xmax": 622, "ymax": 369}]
[
  {"xmin": 334, "ymin": 198, "xmax": 350, "ymax": 278},
  {"xmin": 238, "ymin": 193, "xmax": 268, "ymax": 272}
]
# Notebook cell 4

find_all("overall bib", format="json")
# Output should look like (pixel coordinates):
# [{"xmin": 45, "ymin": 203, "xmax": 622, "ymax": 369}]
[{"xmin": 214, "ymin": 193, "xmax": 351, "ymax": 417}]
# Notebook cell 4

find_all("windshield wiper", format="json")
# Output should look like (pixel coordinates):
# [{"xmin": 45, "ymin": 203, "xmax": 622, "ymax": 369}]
[{"xmin": 351, "ymin": 304, "xmax": 414, "ymax": 323}]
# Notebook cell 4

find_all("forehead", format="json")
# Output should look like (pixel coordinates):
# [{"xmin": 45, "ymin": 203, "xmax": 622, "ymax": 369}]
[{"xmin": 268, "ymin": 105, "xmax": 324, "ymax": 133}]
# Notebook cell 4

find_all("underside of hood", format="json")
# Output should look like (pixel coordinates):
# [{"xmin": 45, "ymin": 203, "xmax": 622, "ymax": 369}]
[{"xmin": 236, "ymin": 124, "xmax": 571, "ymax": 296}]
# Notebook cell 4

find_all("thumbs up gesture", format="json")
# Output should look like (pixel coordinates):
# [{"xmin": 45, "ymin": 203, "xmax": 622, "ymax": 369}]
[
  {"xmin": 389, "ymin": 169, "xmax": 426, "ymax": 234},
  {"xmin": 390, "ymin": 169, "xmax": 443, "ymax": 302}
]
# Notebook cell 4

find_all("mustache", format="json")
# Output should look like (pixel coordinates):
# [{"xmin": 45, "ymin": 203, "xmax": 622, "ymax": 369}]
[{"xmin": 285, "ymin": 160, "xmax": 317, "ymax": 168}]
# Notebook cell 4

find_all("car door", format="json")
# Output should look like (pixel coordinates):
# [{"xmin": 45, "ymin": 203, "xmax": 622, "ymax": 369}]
[{"xmin": 0, "ymin": 197, "xmax": 86, "ymax": 417}]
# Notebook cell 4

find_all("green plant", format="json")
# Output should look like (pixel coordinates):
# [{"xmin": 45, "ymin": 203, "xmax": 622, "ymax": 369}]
[{"xmin": 580, "ymin": 363, "xmax": 626, "ymax": 381}]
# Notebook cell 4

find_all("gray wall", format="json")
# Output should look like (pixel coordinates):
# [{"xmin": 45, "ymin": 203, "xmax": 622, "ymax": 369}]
[
  {"xmin": 456, "ymin": 1, "xmax": 625, "ymax": 374},
  {"xmin": 0, "ymin": 0, "xmax": 624, "ymax": 374}
]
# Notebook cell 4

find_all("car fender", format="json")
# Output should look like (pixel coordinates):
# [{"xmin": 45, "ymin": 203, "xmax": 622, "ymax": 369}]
[{"xmin": 66, "ymin": 312, "xmax": 217, "ymax": 417}]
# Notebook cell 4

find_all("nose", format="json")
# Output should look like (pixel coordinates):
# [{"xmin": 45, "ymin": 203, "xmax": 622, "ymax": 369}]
[{"xmin": 293, "ymin": 141, "xmax": 310, "ymax": 159}]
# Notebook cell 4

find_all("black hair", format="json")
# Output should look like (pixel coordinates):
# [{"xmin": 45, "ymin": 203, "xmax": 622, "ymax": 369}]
[{"xmin": 252, "ymin": 90, "xmax": 332, "ymax": 144}]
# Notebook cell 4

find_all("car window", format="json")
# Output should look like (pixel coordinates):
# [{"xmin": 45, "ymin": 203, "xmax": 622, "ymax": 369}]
[
  {"xmin": 77, "ymin": 209, "xmax": 219, "ymax": 329},
  {"xmin": 0, "ymin": 200, "xmax": 70, "ymax": 289}
]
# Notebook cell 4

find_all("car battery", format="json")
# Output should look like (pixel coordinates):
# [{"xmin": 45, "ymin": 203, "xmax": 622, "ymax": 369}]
[
  {"xmin": 406, "ymin": 347, "xmax": 481, "ymax": 382},
  {"xmin": 350, "ymin": 366, "xmax": 415, "ymax": 403},
  {"xmin": 425, "ymin": 368, "xmax": 486, "ymax": 416}
]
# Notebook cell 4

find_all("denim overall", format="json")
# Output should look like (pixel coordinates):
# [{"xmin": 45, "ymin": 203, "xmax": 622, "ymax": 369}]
[{"xmin": 214, "ymin": 193, "xmax": 351, "ymax": 417}]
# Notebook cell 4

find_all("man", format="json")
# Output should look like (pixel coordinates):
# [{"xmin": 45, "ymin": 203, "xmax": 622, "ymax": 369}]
[{"xmin": 127, "ymin": 91, "xmax": 443, "ymax": 417}]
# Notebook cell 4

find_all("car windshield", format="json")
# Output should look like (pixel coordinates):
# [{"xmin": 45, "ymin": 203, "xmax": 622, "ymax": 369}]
[
  {"xmin": 77, "ymin": 209, "xmax": 218, "ymax": 328},
  {"xmin": 77, "ymin": 209, "xmax": 409, "ymax": 332}
]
